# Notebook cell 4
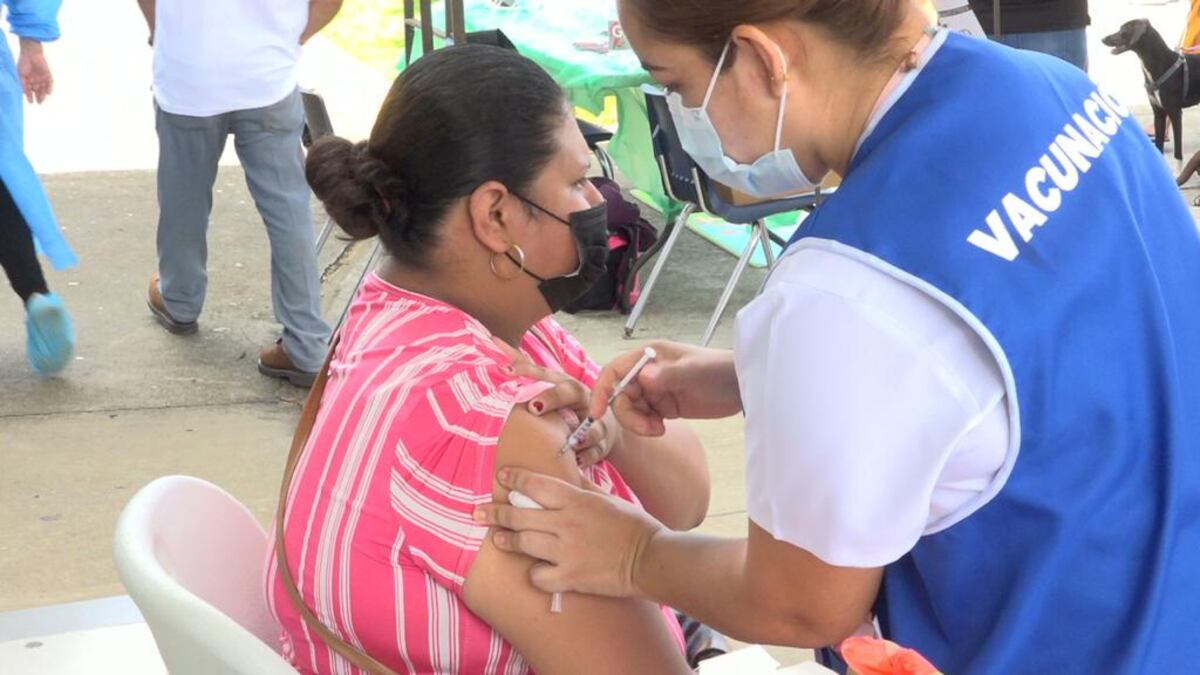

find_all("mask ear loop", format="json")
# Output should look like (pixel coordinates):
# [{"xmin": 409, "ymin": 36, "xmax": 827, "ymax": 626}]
[
  {"xmin": 771, "ymin": 43, "xmax": 789, "ymax": 151},
  {"xmin": 701, "ymin": 38, "xmax": 733, "ymax": 111}
]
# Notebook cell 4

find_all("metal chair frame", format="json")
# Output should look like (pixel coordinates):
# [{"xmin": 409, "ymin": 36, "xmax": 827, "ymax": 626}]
[{"xmin": 624, "ymin": 88, "xmax": 819, "ymax": 346}]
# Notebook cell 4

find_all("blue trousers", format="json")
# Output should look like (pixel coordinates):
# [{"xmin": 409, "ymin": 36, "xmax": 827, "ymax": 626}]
[
  {"xmin": 993, "ymin": 28, "xmax": 1089, "ymax": 72},
  {"xmin": 155, "ymin": 89, "xmax": 331, "ymax": 371}
]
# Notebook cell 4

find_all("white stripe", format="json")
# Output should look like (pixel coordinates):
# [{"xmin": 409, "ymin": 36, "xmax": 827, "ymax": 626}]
[
  {"xmin": 393, "ymin": 438, "xmax": 487, "ymax": 504},
  {"xmin": 425, "ymin": 576, "xmax": 459, "ymax": 673},
  {"xmin": 410, "ymin": 546, "xmax": 468, "ymax": 587},
  {"xmin": 483, "ymin": 630, "xmax": 503, "ymax": 675},
  {"xmin": 316, "ymin": 346, "xmax": 465, "ymax": 646},
  {"xmin": 427, "ymin": 389, "xmax": 504, "ymax": 444},
  {"xmin": 390, "ymin": 474, "xmax": 488, "ymax": 550},
  {"xmin": 504, "ymin": 650, "xmax": 529, "ymax": 675},
  {"xmin": 296, "ymin": 347, "xmax": 411, "ymax": 656},
  {"xmin": 390, "ymin": 529, "xmax": 417, "ymax": 674}
]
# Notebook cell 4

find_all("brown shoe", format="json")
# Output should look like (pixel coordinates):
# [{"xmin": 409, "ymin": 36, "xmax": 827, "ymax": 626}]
[
  {"xmin": 147, "ymin": 273, "xmax": 198, "ymax": 335},
  {"xmin": 257, "ymin": 339, "xmax": 316, "ymax": 388}
]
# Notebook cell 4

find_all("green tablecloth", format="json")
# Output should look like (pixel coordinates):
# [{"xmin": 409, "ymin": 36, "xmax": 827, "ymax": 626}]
[{"xmin": 399, "ymin": 0, "xmax": 667, "ymax": 207}]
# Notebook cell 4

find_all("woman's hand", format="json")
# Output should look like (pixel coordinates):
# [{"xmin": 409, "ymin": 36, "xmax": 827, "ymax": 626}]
[
  {"xmin": 589, "ymin": 341, "xmax": 743, "ymax": 437},
  {"xmin": 17, "ymin": 39, "xmax": 53, "ymax": 104},
  {"xmin": 495, "ymin": 338, "xmax": 620, "ymax": 468},
  {"xmin": 474, "ymin": 467, "xmax": 664, "ymax": 598}
]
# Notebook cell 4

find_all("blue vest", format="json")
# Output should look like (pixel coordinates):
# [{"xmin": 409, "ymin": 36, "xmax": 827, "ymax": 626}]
[{"xmin": 790, "ymin": 34, "xmax": 1200, "ymax": 673}]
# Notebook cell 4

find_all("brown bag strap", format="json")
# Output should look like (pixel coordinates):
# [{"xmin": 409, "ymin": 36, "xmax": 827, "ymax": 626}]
[{"xmin": 274, "ymin": 336, "xmax": 400, "ymax": 675}]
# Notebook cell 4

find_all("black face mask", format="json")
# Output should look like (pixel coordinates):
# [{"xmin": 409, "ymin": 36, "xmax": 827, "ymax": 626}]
[{"xmin": 511, "ymin": 195, "xmax": 609, "ymax": 313}]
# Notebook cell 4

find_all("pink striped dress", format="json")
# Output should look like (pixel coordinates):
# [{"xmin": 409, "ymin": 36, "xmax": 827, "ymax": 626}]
[{"xmin": 265, "ymin": 274, "xmax": 685, "ymax": 674}]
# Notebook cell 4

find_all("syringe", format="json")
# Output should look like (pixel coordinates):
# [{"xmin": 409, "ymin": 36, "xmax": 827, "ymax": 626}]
[{"xmin": 557, "ymin": 347, "xmax": 657, "ymax": 457}]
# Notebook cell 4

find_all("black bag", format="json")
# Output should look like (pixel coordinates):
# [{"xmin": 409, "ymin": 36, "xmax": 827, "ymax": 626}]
[{"xmin": 563, "ymin": 177, "xmax": 659, "ymax": 314}]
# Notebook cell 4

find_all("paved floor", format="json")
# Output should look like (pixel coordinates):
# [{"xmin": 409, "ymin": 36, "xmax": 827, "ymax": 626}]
[{"xmin": 4, "ymin": 0, "xmax": 1200, "ymax": 670}]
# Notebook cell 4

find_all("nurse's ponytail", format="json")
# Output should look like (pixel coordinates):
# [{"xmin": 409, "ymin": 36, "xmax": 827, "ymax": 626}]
[{"xmin": 622, "ymin": 0, "xmax": 912, "ymax": 64}]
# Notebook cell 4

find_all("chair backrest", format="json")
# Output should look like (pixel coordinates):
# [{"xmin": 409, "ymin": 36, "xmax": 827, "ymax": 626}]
[
  {"xmin": 301, "ymin": 90, "xmax": 334, "ymax": 149},
  {"xmin": 113, "ymin": 475, "xmax": 295, "ymax": 675},
  {"xmin": 644, "ymin": 86, "xmax": 820, "ymax": 224},
  {"xmin": 642, "ymin": 85, "xmax": 701, "ymax": 205}
]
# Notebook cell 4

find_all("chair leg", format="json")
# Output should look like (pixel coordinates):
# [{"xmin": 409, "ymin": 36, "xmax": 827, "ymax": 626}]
[
  {"xmin": 335, "ymin": 240, "xmax": 383, "ymax": 334},
  {"xmin": 595, "ymin": 146, "xmax": 616, "ymax": 180},
  {"xmin": 758, "ymin": 220, "xmax": 777, "ymax": 269},
  {"xmin": 622, "ymin": 203, "xmax": 682, "ymax": 313},
  {"xmin": 624, "ymin": 203, "xmax": 694, "ymax": 338},
  {"xmin": 700, "ymin": 220, "xmax": 762, "ymax": 347},
  {"xmin": 315, "ymin": 217, "xmax": 336, "ymax": 256}
]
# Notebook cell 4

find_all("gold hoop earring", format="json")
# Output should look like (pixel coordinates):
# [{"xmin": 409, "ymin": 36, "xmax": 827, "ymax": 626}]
[{"xmin": 489, "ymin": 244, "xmax": 526, "ymax": 280}]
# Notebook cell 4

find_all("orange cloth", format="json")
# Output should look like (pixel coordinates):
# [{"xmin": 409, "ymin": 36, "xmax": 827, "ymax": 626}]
[
  {"xmin": 840, "ymin": 636, "xmax": 941, "ymax": 675},
  {"xmin": 1183, "ymin": 0, "xmax": 1200, "ymax": 53}
]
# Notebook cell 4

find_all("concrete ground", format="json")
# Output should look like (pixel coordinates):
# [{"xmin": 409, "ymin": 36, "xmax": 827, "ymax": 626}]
[{"xmin": 4, "ymin": 0, "xmax": 1200, "ymax": 670}]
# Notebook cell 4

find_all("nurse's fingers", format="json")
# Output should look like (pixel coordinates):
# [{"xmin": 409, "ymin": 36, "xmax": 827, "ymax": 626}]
[
  {"xmin": 492, "ymin": 530, "xmax": 560, "ymax": 564},
  {"xmin": 589, "ymin": 348, "xmax": 656, "ymax": 420},
  {"xmin": 494, "ymin": 468, "xmax": 580, "ymax": 509},
  {"xmin": 610, "ymin": 390, "xmax": 667, "ymax": 437},
  {"xmin": 529, "ymin": 563, "xmax": 568, "ymax": 594},
  {"xmin": 475, "ymin": 503, "xmax": 557, "ymax": 533}
]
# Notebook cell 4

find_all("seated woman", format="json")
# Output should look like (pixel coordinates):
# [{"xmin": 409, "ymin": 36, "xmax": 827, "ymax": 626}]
[{"xmin": 265, "ymin": 44, "xmax": 710, "ymax": 675}]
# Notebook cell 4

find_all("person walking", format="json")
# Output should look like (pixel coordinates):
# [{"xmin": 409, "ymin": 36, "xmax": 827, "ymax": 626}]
[
  {"xmin": 135, "ymin": 0, "xmax": 341, "ymax": 386},
  {"xmin": 1, "ymin": 0, "xmax": 77, "ymax": 376}
]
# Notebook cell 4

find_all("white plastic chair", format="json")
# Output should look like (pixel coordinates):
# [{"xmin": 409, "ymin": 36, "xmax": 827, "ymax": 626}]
[{"xmin": 113, "ymin": 475, "xmax": 296, "ymax": 674}]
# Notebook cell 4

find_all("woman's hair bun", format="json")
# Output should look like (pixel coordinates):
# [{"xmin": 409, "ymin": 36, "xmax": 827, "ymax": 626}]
[{"xmin": 305, "ymin": 136, "xmax": 407, "ymax": 242}]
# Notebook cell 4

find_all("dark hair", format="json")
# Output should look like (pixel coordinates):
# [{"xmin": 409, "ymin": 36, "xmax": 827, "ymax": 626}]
[
  {"xmin": 622, "ymin": 0, "xmax": 910, "ymax": 64},
  {"xmin": 305, "ymin": 45, "xmax": 568, "ymax": 268}
]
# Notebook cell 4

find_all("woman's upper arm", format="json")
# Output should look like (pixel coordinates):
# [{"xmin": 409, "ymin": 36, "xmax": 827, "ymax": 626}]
[{"xmin": 463, "ymin": 407, "xmax": 691, "ymax": 675}]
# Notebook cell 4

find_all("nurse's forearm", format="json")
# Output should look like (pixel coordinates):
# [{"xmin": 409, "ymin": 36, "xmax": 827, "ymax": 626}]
[
  {"xmin": 634, "ymin": 533, "xmax": 829, "ymax": 647},
  {"xmin": 634, "ymin": 528, "xmax": 877, "ymax": 649}
]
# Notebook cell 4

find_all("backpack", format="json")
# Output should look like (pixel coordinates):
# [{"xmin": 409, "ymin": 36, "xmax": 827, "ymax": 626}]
[{"xmin": 564, "ymin": 177, "xmax": 660, "ymax": 314}]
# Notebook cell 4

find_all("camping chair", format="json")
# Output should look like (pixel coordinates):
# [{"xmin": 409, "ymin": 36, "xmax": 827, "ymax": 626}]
[
  {"xmin": 627, "ymin": 86, "xmax": 820, "ymax": 346},
  {"xmin": 113, "ymin": 476, "xmax": 296, "ymax": 675}
]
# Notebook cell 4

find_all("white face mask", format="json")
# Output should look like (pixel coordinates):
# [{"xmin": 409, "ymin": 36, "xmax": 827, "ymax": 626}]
[{"xmin": 666, "ymin": 38, "xmax": 821, "ymax": 198}]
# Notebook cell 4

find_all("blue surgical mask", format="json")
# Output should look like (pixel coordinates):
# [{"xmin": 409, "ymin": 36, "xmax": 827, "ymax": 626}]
[{"xmin": 666, "ymin": 39, "xmax": 820, "ymax": 198}]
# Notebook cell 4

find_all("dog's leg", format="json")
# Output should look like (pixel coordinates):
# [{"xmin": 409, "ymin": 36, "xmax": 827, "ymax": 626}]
[
  {"xmin": 1154, "ymin": 108, "xmax": 1168, "ymax": 154},
  {"xmin": 1170, "ymin": 108, "xmax": 1185, "ymax": 165}
]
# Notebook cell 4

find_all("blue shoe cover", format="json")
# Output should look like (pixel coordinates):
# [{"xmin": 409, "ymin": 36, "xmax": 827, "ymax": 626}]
[{"xmin": 25, "ymin": 293, "xmax": 75, "ymax": 376}]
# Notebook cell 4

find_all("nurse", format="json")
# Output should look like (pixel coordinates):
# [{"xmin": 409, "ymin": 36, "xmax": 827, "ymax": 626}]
[{"xmin": 476, "ymin": 0, "xmax": 1200, "ymax": 672}]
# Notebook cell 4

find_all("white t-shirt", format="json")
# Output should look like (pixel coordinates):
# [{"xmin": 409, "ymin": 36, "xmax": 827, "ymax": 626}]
[
  {"xmin": 153, "ymin": 0, "xmax": 308, "ymax": 117},
  {"xmin": 733, "ymin": 29, "xmax": 1016, "ymax": 568}
]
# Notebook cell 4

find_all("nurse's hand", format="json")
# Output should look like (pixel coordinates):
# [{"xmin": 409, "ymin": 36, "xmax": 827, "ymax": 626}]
[
  {"xmin": 590, "ymin": 341, "xmax": 742, "ymax": 436},
  {"xmin": 475, "ymin": 467, "xmax": 664, "ymax": 598}
]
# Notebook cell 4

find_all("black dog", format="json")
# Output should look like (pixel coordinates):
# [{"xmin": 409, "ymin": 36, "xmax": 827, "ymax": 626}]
[{"xmin": 1102, "ymin": 19, "xmax": 1200, "ymax": 167}]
